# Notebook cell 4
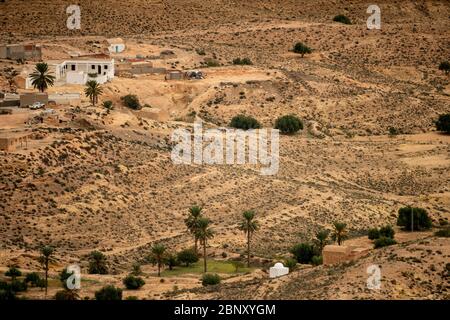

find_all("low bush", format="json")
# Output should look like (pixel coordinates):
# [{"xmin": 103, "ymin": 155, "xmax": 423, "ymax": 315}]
[
  {"xmin": 5, "ymin": 266, "xmax": 22, "ymax": 280},
  {"xmin": 379, "ymin": 225, "xmax": 395, "ymax": 239},
  {"xmin": 95, "ymin": 285, "xmax": 123, "ymax": 300},
  {"xmin": 202, "ymin": 273, "xmax": 221, "ymax": 286},
  {"xmin": 374, "ymin": 236, "xmax": 397, "ymax": 249},
  {"xmin": 121, "ymin": 95, "xmax": 141, "ymax": 110},
  {"xmin": 434, "ymin": 227, "xmax": 450, "ymax": 237},
  {"xmin": 311, "ymin": 255, "xmax": 323, "ymax": 266},
  {"xmin": 368, "ymin": 228, "xmax": 380, "ymax": 240},
  {"xmin": 397, "ymin": 207, "xmax": 432, "ymax": 231},
  {"xmin": 290, "ymin": 243, "xmax": 316, "ymax": 264},
  {"xmin": 438, "ymin": 61, "xmax": 450, "ymax": 74},
  {"xmin": 333, "ymin": 14, "xmax": 352, "ymax": 24},
  {"xmin": 177, "ymin": 249, "xmax": 199, "ymax": 267},
  {"xmin": 25, "ymin": 272, "xmax": 41, "ymax": 286},
  {"xmin": 10, "ymin": 280, "xmax": 27, "ymax": 292},
  {"xmin": 274, "ymin": 115, "xmax": 303, "ymax": 134},
  {"xmin": 284, "ymin": 258, "xmax": 297, "ymax": 270},
  {"xmin": 102, "ymin": 100, "xmax": 113, "ymax": 110},
  {"xmin": 435, "ymin": 113, "xmax": 450, "ymax": 134},
  {"xmin": 230, "ymin": 114, "xmax": 261, "ymax": 130},
  {"xmin": 233, "ymin": 58, "xmax": 253, "ymax": 65},
  {"xmin": 293, "ymin": 42, "xmax": 312, "ymax": 57},
  {"xmin": 54, "ymin": 289, "xmax": 79, "ymax": 300}
]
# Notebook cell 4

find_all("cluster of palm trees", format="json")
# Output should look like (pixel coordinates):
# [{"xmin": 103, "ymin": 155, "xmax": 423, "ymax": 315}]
[
  {"xmin": 184, "ymin": 206, "xmax": 214, "ymax": 272},
  {"xmin": 183, "ymin": 206, "xmax": 260, "ymax": 272},
  {"xmin": 29, "ymin": 62, "xmax": 103, "ymax": 107}
]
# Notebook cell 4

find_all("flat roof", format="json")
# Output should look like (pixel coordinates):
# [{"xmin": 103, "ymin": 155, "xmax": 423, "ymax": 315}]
[{"xmin": 0, "ymin": 131, "xmax": 31, "ymax": 139}]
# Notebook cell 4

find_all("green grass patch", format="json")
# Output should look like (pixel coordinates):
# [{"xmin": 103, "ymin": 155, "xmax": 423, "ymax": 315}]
[{"xmin": 160, "ymin": 260, "xmax": 253, "ymax": 277}]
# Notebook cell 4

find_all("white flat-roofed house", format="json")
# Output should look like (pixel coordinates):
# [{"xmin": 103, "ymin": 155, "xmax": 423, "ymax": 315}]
[
  {"xmin": 19, "ymin": 59, "xmax": 115, "ymax": 89},
  {"xmin": 51, "ymin": 59, "xmax": 115, "ymax": 85}
]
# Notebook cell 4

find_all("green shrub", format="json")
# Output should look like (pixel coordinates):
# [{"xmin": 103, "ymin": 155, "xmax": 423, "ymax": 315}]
[
  {"xmin": 0, "ymin": 281, "xmax": 16, "ymax": 301},
  {"xmin": 54, "ymin": 289, "xmax": 79, "ymax": 300},
  {"xmin": 95, "ymin": 285, "xmax": 123, "ymax": 300},
  {"xmin": 25, "ymin": 272, "xmax": 41, "ymax": 286},
  {"xmin": 131, "ymin": 263, "xmax": 142, "ymax": 276},
  {"xmin": 274, "ymin": 115, "xmax": 303, "ymax": 134},
  {"xmin": 5, "ymin": 266, "xmax": 22, "ymax": 280},
  {"xmin": 333, "ymin": 14, "xmax": 352, "ymax": 24},
  {"xmin": 230, "ymin": 114, "xmax": 261, "ymax": 130},
  {"xmin": 379, "ymin": 225, "xmax": 395, "ymax": 239},
  {"xmin": 439, "ymin": 61, "xmax": 450, "ymax": 74},
  {"xmin": 126, "ymin": 296, "xmax": 139, "ymax": 300},
  {"xmin": 88, "ymin": 251, "xmax": 109, "ymax": 274},
  {"xmin": 123, "ymin": 275, "xmax": 145, "ymax": 290},
  {"xmin": 165, "ymin": 254, "xmax": 178, "ymax": 270},
  {"xmin": 311, "ymin": 255, "xmax": 323, "ymax": 266},
  {"xmin": 293, "ymin": 42, "xmax": 312, "ymax": 57},
  {"xmin": 196, "ymin": 48, "xmax": 206, "ymax": 56},
  {"xmin": 202, "ymin": 273, "xmax": 221, "ymax": 286},
  {"xmin": 388, "ymin": 127, "xmax": 399, "ymax": 136},
  {"xmin": 102, "ymin": 100, "xmax": 113, "ymax": 110},
  {"xmin": 233, "ymin": 58, "xmax": 253, "ymax": 65},
  {"xmin": 435, "ymin": 114, "xmax": 450, "ymax": 134},
  {"xmin": 10, "ymin": 280, "xmax": 27, "ymax": 292},
  {"xmin": 368, "ymin": 228, "xmax": 380, "ymax": 240},
  {"xmin": 284, "ymin": 258, "xmax": 297, "ymax": 270},
  {"xmin": 290, "ymin": 243, "xmax": 316, "ymax": 264},
  {"xmin": 434, "ymin": 227, "xmax": 450, "ymax": 237},
  {"xmin": 205, "ymin": 58, "xmax": 220, "ymax": 67},
  {"xmin": 121, "ymin": 94, "xmax": 141, "ymax": 110},
  {"xmin": 177, "ymin": 249, "xmax": 199, "ymax": 267},
  {"xmin": 374, "ymin": 236, "xmax": 397, "ymax": 249},
  {"xmin": 397, "ymin": 207, "xmax": 432, "ymax": 231}
]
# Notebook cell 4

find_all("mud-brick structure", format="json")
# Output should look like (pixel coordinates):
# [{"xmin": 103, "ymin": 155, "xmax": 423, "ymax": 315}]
[
  {"xmin": 322, "ymin": 245, "xmax": 370, "ymax": 265},
  {"xmin": 0, "ymin": 132, "xmax": 31, "ymax": 152}
]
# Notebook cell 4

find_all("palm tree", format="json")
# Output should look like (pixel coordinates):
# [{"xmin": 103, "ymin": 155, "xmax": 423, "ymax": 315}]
[
  {"xmin": 195, "ymin": 217, "xmax": 214, "ymax": 273},
  {"xmin": 331, "ymin": 222, "xmax": 348, "ymax": 246},
  {"xmin": 149, "ymin": 243, "xmax": 166, "ymax": 277},
  {"xmin": 88, "ymin": 251, "xmax": 108, "ymax": 274},
  {"xmin": 314, "ymin": 229, "xmax": 330, "ymax": 253},
  {"xmin": 84, "ymin": 80, "xmax": 103, "ymax": 107},
  {"xmin": 184, "ymin": 205, "xmax": 203, "ymax": 254},
  {"xmin": 239, "ymin": 210, "xmax": 259, "ymax": 267},
  {"xmin": 38, "ymin": 246, "xmax": 54, "ymax": 296},
  {"xmin": 30, "ymin": 63, "xmax": 55, "ymax": 92}
]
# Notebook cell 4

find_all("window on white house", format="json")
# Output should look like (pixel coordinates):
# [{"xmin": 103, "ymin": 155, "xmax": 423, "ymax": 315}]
[
  {"xmin": 92, "ymin": 65, "xmax": 95, "ymax": 70},
  {"xmin": 71, "ymin": 65, "xmax": 75, "ymax": 71},
  {"xmin": 104, "ymin": 65, "xmax": 108, "ymax": 69}
]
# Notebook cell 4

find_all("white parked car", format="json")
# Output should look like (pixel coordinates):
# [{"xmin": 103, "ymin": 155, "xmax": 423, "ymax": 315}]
[{"xmin": 29, "ymin": 102, "xmax": 45, "ymax": 110}]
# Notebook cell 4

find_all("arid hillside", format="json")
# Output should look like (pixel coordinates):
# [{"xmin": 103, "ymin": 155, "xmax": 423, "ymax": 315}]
[{"xmin": 0, "ymin": 0, "xmax": 449, "ymax": 300}]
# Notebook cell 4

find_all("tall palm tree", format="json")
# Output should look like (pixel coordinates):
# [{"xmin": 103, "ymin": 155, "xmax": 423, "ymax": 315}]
[
  {"xmin": 195, "ymin": 217, "xmax": 214, "ymax": 273},
  {"xmin": 184, "ymin": 205, "xmax": 203, "ymax": 254},
  {"xmin": 149, "ymin": 243, "xmax": 166, "ymax": 277},
  {"xmin": 239, "ymin": 210, "xmax": 259, "ymax": 267},
  {"xmin": 84, "ymin": 80, "xmax": 103, "ymax": 107},
  {"xmin": 314, "ymin": 229, "xmax": 330, "ymax": 253},
  {"xmin": 30, "ymin": 63, "xmax": 55, "ymax": 92},
  {"xmin": 331, "ymin": 222, "xmax": 348, "ymax": 246},
  {"xmin": 38, "ymin": 246, "xmax": 54, "ymax": 296},
  {"xmin": 88, "ymin": 251, "xmax": 108, "ymax": 274}
]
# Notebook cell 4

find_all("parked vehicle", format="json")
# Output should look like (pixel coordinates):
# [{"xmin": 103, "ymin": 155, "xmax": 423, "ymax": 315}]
[{"xmin": 29, "ymin": 102, "xmax": 45, "ymax": 110}]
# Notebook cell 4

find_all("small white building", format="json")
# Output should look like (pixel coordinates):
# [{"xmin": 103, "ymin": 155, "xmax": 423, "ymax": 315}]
[
  {"xmin": 107, "ymin": 38, "xmax": 126, "ymax": 54},
  {"xmin": 51, "ymin": 58, "xmax": 115, "ymax": 85},
  {"xmin": 269, "ymin": 262, "xmax": 289, "ymax": 278},
  {"xmin": 20, "ymin": 59, "xmax": 115, "ymax": 89}
]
